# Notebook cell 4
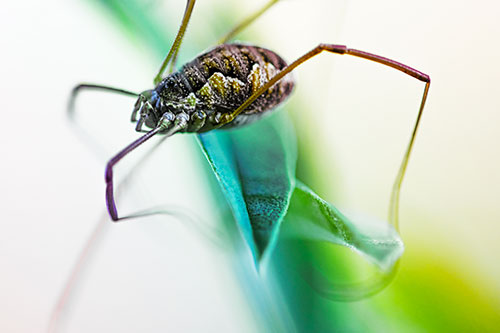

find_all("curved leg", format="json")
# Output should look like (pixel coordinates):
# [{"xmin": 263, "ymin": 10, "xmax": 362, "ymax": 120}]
[
  {"xmin": 48, "ymin": 131, "xmax": 221, "ymax": 333},
  {"xmin": 217, "ymin": 0, "xmax": 279, "ymax": 44},
  {"xmin": 68, "ymin": 83, "xmax": 138, "ymax": 119},
  {"xmin": 221, "ymin": 43, "xmax": 431, "ymax": 230},
  {"xmin": 105, "ymin": 127, "xmax": 162, "ymax": 221},
  {"xmin": 105, "ymin": 113, "xmax": 189, "ymax": 221},
  {"xmin": 155, "ymin": 0, "xmax": 196, "ymax": 83},
  {"xmin": 67, "ymin": 83, "xmax": 139, "ymax": 159}
]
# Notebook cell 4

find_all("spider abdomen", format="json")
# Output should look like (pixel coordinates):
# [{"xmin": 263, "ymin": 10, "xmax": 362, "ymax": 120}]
[{"xmin": 156, "ymin": 43, "xmax": 295, "ymax": 132}]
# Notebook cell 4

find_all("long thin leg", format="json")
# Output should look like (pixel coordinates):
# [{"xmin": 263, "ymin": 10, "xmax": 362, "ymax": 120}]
[
  {"xmin": 105, "ymin": 127, "xmax": 162, "ymax": 221},
  {"xmin": 48, "ymin": 134, "xmax": 223, "ymax": 332},
  {"xmin": 68, "ymin": 83, "xmax": 138, "ymax": 119},
  {"xmin": 68, "ymin": 84, "xmax": 140, "ymax": 160},
  {"xmin": 217, "ymin": 0, "xmax": 279, "ymax": 44},
  {"xmin": 220, "ymin": 43, "xmax": 430, "ymax": 230},
  {"xmin": 154, "ymin": 0, "xmax": 196, "ymax": 84},
  {"xmin": 389, "ymin": 82, "xmax": 429, "ymax": 231},
  {"xmin": 105, "ymin": 116, "xmax": 189, "ymax": 221}
]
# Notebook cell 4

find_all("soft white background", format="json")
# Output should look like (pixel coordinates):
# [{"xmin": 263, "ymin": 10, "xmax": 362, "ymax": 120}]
[{"xmin": 1, "ymin": 0, "xmax": 500, "ymax": 332}]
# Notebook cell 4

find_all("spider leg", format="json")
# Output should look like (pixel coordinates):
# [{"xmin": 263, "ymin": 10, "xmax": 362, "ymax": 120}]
[
  {"xmin": 67, "ymin": 83, "xmax": 140, "ymax": 159},
  {"xmin": 217, "ymin": 0, "xmax": 279, "ymax": 44},
  {"xmin": 105, "ymin": 114, "xmax": 189, "ymax": 221},
  {"xmin": 221, "ymin": 43, "xmax": 430, "ymax": 230},
  {"xmin": 68, "ymin": 83, "xmax": 138, "ymax": 119},
  {"xmin": 155, "ymin": 0, "xmax": 196, "ymax": 82}
]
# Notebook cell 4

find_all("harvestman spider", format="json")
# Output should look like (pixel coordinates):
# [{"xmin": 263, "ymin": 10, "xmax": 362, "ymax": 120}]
[
  {"xmin": 51, "ymin": 1, "xmax": 431, "ymax": 329},
  {"xmin": 69, "ymin": 0, "xmax": 429, "ymax": 233}
]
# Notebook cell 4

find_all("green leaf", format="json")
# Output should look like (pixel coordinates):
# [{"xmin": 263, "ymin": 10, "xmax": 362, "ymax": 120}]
[
  {"xmin": 283, "ymin": 181, "xmax": 404, "ymax": 272},
  {"xmin": 273, "ymin": 181, "xmax": 403, "ymax": 302},
  {"xmin": 198, "ymin": 111, "xmax": 297, "ymax": 263}
]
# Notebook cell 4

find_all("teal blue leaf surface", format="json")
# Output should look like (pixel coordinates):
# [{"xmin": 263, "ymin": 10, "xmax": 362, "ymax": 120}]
[{"xmin": 198, "ymin": 111, "xmax": 297, "ymax": 263}]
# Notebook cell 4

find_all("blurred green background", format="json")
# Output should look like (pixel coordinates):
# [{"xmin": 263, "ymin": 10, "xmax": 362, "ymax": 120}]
[{"xmin": 1, "ymin": 0, "xmax": 499, "ymax": 331}]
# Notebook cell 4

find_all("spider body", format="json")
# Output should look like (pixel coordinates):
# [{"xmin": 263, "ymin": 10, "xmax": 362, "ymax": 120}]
[{"xmin": 135, "ymin": 44, "xmax": 294, "ymax": 133}]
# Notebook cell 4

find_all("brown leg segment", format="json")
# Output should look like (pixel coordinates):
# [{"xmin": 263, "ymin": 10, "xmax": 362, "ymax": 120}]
[{"xmin": 222, "ymin": 43, "xmax": 430, "ymax": 230}]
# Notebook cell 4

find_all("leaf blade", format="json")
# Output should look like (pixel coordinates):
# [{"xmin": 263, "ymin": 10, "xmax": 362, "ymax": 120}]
[
  {"xmin": 283, "ymin": 181, "xmax": 404, "ymax": 272},
  {"xmin": 198, "ymin": 111, "xmax": 297, "ymax": 263}
]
